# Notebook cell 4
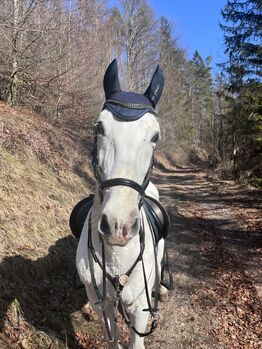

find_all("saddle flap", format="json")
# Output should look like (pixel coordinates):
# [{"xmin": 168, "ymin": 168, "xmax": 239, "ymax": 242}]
[
  {"xmin": 144, "ymin": 196, "xmax": 170, "ymax": 242},
  {"xmin": 69, "ymin": 195, "xmax": 94, "ymax": 240}
]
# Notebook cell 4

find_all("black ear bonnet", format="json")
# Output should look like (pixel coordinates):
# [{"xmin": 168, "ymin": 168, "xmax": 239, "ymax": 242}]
[
  {"xmin": 103, "ymin": 59, "xmax": 164, "ymax": 120},
  {"xmin": 103, "ymin": 59, "xmax": 121, "ymax": 99}
]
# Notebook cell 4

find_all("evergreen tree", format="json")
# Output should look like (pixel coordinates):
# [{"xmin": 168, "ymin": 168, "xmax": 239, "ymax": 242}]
[
  {"xmin": 190, "ymin": 51, "xmax": 213, "ymax": 147},
  {"xmin": 218, "ymin": 0, "xmax": 262, "ymax": 182},
  {"xmin": 220, "ymin": 0, "xmax": 262, "ymax": 82},
  {"xmin": 159, "ymin": 17, "xmax": 194, "ymax": 151}
]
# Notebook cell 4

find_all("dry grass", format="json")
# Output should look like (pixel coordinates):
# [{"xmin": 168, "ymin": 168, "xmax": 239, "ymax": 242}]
[
  {"xmin": 0, "ymin": 101, "xmax": 92, "ymax": 262},
  {"xmin": 1, "ymin": 102, "xmax": 261, "ymax": 348},
  {"xmin": 0, "ymin": 102, "xmax": 102, "ymax": 348},
  {"xmin": 0, "ymin": 148, "xmax": 85, "ymax": 259}
]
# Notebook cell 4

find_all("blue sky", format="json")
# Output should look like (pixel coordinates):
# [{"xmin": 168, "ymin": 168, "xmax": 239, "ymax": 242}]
[
  {"xmin": 149, "ymin": 0, "xmax": 227, "ymax": 72},
  {"xmin": 109, "ymin": 1, "xmax": 228, "ymax": 73}
]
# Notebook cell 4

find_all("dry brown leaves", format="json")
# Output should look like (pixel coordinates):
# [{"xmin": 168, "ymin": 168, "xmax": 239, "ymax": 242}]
[
  {"xmin": 178, "ymin": 173, "xmax": 262, "ymax": 349},
  {"xmin": 198, "ymin": 230, "xmax": 262, "ymax": 349}
]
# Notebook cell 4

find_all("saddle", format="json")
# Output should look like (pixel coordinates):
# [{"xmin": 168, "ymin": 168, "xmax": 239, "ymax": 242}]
[{"xmin": 69, "ymin": 194, "xmax": 170, "ymax": 243}]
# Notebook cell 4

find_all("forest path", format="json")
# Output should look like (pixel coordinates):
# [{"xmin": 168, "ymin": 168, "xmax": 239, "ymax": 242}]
[
  {"xmin": 146, "ymin": 165, "xmax": 262, "ymax": 349},
  {"xmin": 2, "ymin": 163, "xmax": 260, "ymax": 349}
]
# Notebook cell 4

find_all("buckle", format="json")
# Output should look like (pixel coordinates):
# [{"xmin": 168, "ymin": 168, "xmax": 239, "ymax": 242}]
[
  {"xmin": 115, "ymin": 290, "xmax": 122, "ymax": 300},
  {"xmin": 95, "ymin": 300, "xmax": 106, "ymax": 310}
]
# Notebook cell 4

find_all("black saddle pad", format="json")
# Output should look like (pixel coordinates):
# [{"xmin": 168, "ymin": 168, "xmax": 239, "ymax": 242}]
[
  {"xmin": 69, "ymin": 195, "xmax": 94, "ymax": 240},
  {"xmin": 144, "ymin": 195, "xmax": 170, "ymax": 243},
  {"xmin": 69, "ymin": 194, "xmax": 169, "ymax": 242}
]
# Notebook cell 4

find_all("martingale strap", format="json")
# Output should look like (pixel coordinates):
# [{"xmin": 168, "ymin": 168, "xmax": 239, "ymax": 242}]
[{"xmin": 87, "ymin": 210, "xmax": 160, "ymax": 340}]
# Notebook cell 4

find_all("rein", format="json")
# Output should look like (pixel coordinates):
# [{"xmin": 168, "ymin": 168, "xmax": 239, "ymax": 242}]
[{"xmin": 87, "ymin": 208, "xmax": 160, "ymax": 341}]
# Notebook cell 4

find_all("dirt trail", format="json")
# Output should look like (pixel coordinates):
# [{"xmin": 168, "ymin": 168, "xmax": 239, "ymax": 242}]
[
  {"xmin": 146, "ymin": 165, "xmax": 262, "ymax": 349},
  {"xmin": 1, "ymin": 164, "xmax": 261, "ymax": 349}
]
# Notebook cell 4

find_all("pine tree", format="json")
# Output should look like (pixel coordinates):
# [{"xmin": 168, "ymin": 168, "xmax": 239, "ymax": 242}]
[
  {"xmin": 159, "ymin": 17, "xmax": 194, "ymax": 151},
  {"xmin": 190, "ymin": 51, "xmax": 213, "ymax": 147},
  {"xmin": 220, "ymin": 0, "xmax": 262, "ymax": 82},
  {"xmin": 218, "ymin": 0, "xmax": 262, "ymax": 182}
]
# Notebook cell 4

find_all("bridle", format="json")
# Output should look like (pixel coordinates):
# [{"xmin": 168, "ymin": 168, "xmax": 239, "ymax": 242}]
[
  {"xmin": 91, "ymin": 103, "xmax": 156, "ymax": 208},
  {"xmin": 89, "ymin": 103, "xmax": 161, "ymax": 340},
  {"xmin": 74, "ymin": 59, "xmax": 172, "ymax": 343},
  {"xmin": 92, "ymin": 154, "xmax": 155, "ymax": 209}
]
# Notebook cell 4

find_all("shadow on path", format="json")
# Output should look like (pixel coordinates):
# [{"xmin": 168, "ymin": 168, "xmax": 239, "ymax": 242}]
[
  {"xmin": 0, "ymin": 236, "xmax": 86, "ymax": 348},
  {"xmin": 152, "ymin": 166, "xmax": 262, "ymax": 290}
]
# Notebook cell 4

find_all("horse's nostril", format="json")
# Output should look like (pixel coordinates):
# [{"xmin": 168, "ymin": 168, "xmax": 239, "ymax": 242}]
[
  {"xmin": 123, "ymin": 218, "xmax": 139, "ymax": 237},
  {"xmin": 132, "ymin": 218, "xmax": 139, "ymax": 231},
  {"xmin": 100, "ymin": 214, "xmax": 111, "ymax": 235}
]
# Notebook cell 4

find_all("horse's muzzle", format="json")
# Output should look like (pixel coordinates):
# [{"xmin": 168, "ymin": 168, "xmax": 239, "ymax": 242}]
[{"xmin": 98, "ymin": 213, "xmax": 140, "ymax": 246}]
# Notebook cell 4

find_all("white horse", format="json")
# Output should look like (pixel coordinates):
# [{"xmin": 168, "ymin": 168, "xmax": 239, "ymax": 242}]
[{"xmin": 76, "ymin": 60, "xmax": 168, "ymax": 349}]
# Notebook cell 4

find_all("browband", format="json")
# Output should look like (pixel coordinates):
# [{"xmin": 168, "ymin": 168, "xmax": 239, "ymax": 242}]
[
  {"xmin": 104, "ymin": 99, "xmax": 156, "ymax": 113},
  {"xmin": 103, "ymin": 101, "xmax": 157, "ymax": 121}
]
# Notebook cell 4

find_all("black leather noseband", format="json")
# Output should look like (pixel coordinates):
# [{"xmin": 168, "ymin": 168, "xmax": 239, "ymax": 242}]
[
  {"xmin": 100, "ymin": 178, "xmax": 146, "ymax": 195},
  {"xmin": 93, "ymin": 157, "xmax": 154, "ymax": 208},
  {"xmin": 92, "ymin": 100, "xmax": 155, "ymax": 206}
]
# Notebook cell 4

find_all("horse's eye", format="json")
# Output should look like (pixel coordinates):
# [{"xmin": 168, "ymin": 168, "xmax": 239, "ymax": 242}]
[
  {"xmin": 95, "ymin": 122, "xmax": 105, "ymax": 136},
  {"xmin": 151, "ymin": 133, "xmax": 160, "ymax": 143}
]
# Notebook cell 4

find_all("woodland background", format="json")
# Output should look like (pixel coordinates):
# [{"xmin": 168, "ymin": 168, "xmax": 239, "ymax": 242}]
[
  {"xmin": 0, "ymin": 1, "xmax": 261, "ymax": 348},
  {"xmin": 0, "ymin": 0, "xmax": 261, "ymax": 184}
]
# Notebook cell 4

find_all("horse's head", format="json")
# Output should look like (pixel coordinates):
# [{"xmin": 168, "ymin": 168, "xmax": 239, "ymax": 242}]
[{"xmin": 93, "ymin": 60, "xmax": 164, "ymax": 246}]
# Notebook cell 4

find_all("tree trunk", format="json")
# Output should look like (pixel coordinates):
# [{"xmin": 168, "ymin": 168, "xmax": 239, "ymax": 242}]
[{"xmin": 8, "ymin": 0, "xmax": 20, "ymax": 106}]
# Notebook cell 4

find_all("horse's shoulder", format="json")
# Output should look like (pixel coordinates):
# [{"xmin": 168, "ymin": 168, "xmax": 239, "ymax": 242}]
[{"xmin": 145, "ymin": 181, "xmax": 159, "ymax": 201}]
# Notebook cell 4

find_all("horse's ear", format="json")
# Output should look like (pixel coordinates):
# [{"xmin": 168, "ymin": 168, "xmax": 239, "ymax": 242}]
[
  {"xmin": 144, "ymin": 65, "xmax": 164, "ymax": 108},
  {"xmin": 103, "ymin": 59, "xmax": 121, "ymax": 100}
]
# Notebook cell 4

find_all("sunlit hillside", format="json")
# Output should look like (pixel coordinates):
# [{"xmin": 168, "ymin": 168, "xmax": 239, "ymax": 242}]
[
  {"xmin": 0, "ymin": 102, "xmax": 99, "ymax": 348},
  {"xmin": 0, "ymin": 101, "xmax": 94, "ymax": 259}
]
